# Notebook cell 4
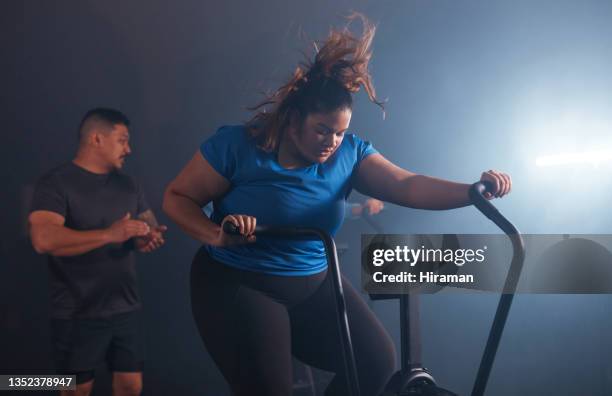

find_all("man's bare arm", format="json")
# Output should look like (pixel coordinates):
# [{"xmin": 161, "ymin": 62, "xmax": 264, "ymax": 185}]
[{"xmin": 29, "ymin": 211, "xmax": 150, "ymax": 257}]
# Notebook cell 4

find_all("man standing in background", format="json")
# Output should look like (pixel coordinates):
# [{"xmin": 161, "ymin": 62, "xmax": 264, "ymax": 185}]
[{"xmin": 28, "ymin": 108, "xmax": 166, "ymax": 396}]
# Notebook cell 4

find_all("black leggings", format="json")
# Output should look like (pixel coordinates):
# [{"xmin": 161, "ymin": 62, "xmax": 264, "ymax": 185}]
[{"xmin": 190, "ymin": 247, "xmax": 396, "ymax": 396}]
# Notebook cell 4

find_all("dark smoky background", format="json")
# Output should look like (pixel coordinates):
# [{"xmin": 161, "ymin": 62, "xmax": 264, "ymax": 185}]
[{"xmin": 2, "ymin": 1, "xmax": 612, "ymax": 394}]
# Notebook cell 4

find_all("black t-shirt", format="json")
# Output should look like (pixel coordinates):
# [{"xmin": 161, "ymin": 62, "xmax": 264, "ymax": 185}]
[{"xmin": 30, "ymin": 162, "xmax": 150, "ymax": 319}]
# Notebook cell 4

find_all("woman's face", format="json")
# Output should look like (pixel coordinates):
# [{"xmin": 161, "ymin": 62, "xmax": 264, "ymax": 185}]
[{"xmin": 290, "ymin": 108, "xmax": 352, "ymax": 164}]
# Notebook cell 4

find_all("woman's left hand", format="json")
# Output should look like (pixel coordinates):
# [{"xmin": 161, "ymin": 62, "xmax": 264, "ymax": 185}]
[{"xmin": 480, "ymin": 170, "xmax": 512, "ymax": 199}]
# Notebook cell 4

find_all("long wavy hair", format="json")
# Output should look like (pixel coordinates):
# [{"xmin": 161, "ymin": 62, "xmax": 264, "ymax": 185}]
[{"xmin": 247, "ymin": 13, "xmax": 384, "ymax": 152}]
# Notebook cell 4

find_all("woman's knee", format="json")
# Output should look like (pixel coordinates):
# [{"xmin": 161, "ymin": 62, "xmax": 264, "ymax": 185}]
[
  {"xmin": 355, "ymin": 325, "xmax": 396, "ymax": 394},
  {"xmin": 368, "ymin": 344, "xmax": 396, "ymax": 390}
]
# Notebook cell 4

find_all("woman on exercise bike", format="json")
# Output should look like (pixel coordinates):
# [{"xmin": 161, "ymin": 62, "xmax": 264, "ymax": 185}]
[{"xmin": 162, "ymin": 13, "xmax": 511, "ymax": 396}]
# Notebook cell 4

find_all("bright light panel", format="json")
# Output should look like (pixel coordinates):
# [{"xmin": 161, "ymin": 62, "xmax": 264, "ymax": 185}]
[{"xmin": 536, "ymin": 150, "xmax": 612, "ymax": 167}]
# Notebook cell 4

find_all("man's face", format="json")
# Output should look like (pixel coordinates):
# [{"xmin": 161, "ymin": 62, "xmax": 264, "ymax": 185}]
[
  {"xmin": 290, "ymin": 108, "xmax": 352, "ymax": 164},
  {"xmin": 98, "ymin": 124, "xmax": 131, "ymax": 170}
]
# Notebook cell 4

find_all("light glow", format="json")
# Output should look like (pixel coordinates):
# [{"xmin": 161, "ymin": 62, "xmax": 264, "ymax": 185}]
[{"xmin": 536, "ymin": 150, "xmax": 612, "ymax": 167}]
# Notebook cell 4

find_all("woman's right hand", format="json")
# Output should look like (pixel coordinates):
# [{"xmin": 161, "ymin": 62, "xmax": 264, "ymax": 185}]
[{"xmin": 215, "ymin": 214, "xmax": 257, "ymax": 247}]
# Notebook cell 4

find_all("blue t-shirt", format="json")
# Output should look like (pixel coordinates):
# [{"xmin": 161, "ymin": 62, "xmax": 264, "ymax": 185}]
[{"xmin": 200, "ymin": 125, "xmax": 377, "ymax": 276}]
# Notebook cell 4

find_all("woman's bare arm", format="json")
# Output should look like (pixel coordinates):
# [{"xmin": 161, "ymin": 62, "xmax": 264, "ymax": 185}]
[
  {"xmin": 353, "ymin": 153, "xmax": 510, "ymax": 210},
  {"xmin": 162, "ymin": 151, "xmax": 231, "ymax": 245}
]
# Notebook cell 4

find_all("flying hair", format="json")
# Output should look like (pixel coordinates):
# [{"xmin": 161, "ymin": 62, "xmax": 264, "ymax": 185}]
[{"xmin": 247, "ymin": 12, "xmax": 385, "ymax": 152}]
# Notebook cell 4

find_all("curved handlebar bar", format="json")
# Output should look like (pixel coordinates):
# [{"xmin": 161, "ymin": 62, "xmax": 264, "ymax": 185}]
[{"xmin": 468, "ymin": 181, "xmax": 525, "ymax": 396}]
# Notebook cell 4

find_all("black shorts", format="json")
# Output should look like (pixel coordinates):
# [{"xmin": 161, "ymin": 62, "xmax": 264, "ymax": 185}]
[{"xmin": 50, "ymin": 310, "xmax": 145, "ymax": 384}]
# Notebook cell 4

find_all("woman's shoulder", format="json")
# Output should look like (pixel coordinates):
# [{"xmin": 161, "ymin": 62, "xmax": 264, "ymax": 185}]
[
  {"xmin": 203, "ymin": 124, "xmax": 254, "ymax": 149},
  {"xmin": 341, "ymin": 132, "xmax": 374, "ymax": 149},
  {"xmin": 200, "ymin": 125, "xmax": 255, "ymax": 178},
  {"xmin": 212, "ymin": 124, "xmax": 250, "ymax": 139},
  {"xmin": 337, "ymin": 132, "xmax": 378, "ymax": 163}
]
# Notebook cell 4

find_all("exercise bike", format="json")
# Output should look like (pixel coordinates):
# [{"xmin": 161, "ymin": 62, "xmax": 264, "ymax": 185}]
[
  {"xmin": 223, "ymin": 181, "xmax": 525, "ymax": 396},
  {"xmin": 374, "ymin": 181, "xmax": 524, "ymax": 396}
]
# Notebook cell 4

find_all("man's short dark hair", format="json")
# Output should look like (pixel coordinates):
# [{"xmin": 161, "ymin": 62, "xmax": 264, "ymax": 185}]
[{"xmin": 78, "ymin": 108, "xmax": 130, "ymax": 141}]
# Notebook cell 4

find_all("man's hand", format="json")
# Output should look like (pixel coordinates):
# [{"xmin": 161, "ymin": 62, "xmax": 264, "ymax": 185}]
[
  {"xmin": 351, "ymin": 198, "xmax": 385, "ymax": 217},
  {"xmin": 134, "ymin": 209, "xmax": 168, "ymax": 253},
  {"xmin": 135, "ymin": 225, "xmax": 168, "ymax": 253},
  {"xmin": 106, "ymin": 213, "xmax": 151, "ymax": 243},
  {"xmin": 362, "ymin": 198, "xmax": 384, "ymax": 215}
]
